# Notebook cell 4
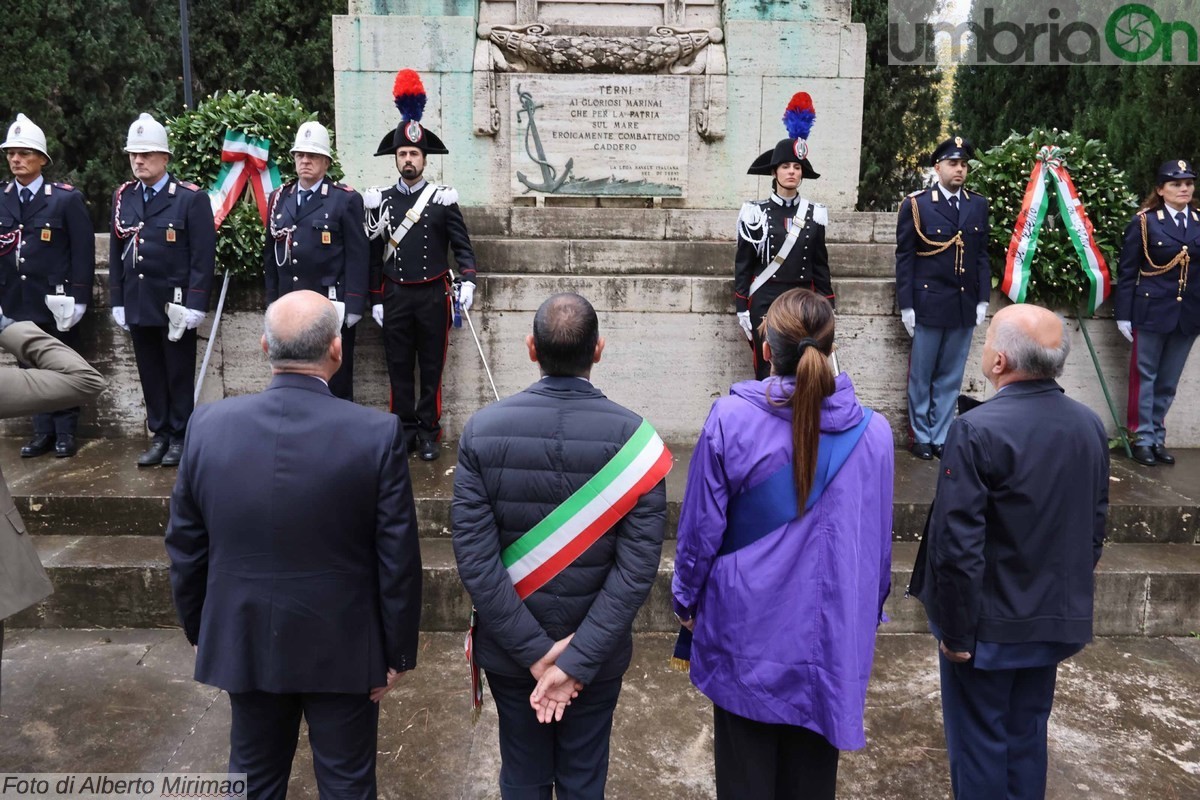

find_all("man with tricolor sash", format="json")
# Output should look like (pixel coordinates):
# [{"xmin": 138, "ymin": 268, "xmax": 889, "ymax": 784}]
[
  {"xmin": 896, "ymin": 136, "xmax": 992, "ymax": 461},
  {"xmin": 109, "ymin": 113, "xmax": 215, "ymax": 467},
  {"xmin": 264, "ymin": 121, "xmax": 368, "ymax": 401},
  {"xmin": 451, "ymin": 293, "xmax": 669, "ymax": 800}
]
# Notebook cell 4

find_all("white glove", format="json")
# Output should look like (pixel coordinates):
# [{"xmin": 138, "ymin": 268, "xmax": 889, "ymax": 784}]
[
  {"xmin": 184, "ymin": 309, "xmax": 206, "ymax": 330},
  {"xmin": 372, "ymin": 304, "xmax": 384, "ymax": 328},
  {"xmin": 736, "ymin": 310, "xmax": 753, "ymax": 341},
  {"xmin": 346, "ymin": 313, "xmax": 362, "ymax": 328},
  {"xmin": 459, "ymin": 281, "xmax": 475, "ymax": 312},
  {"xmin": 112, "ymin": 306, "xmax": 128, "ymax": 331},
  {"xmin": 1117, "ymin": 320, "xmax": 1133, "ymax": 342},
  {"xmin": 975, "ymin": 302, "xmax": 988, "ymax": 327},
  {"xmin": 69, "ymin": 304, "xmax": 86, "ymax": 329},
  {"xmin": 900, "ymin": 308, "xmax": 916, "ymax": 338}
]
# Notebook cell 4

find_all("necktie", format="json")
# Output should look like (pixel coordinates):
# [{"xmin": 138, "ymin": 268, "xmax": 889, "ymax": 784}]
[
  {"xmin": 948, "ymin": 194, "xmax": 959, "ymax": 223},
  {"xmin": 144, "ymin": 186, "xmax": 156, "ymax": 204},
  {"xmin": 298, "ymin": 189, "xmax": 313, "ymax": 208},
  {"xmin": 19, "ymin": 187, "xmax": 32, "ymax": 205},
  {"xmin": 1176, "ymin": 211, "xmax": 1187, "ymax": 233}
]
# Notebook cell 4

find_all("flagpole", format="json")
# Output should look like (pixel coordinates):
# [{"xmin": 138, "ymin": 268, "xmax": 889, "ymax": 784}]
[{"xmin": 1076, "ymin": 307, "xmax": 1132, "ymax": 458}]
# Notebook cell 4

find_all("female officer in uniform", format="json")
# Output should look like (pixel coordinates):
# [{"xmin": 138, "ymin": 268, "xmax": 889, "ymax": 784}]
[
  {"xmin": 1115, "ymin": 159, "xmax": 1200, "ymax": 466},
  {"xmin": 733, "ymin": 92, "xmax": 834, "ymax": 380}
]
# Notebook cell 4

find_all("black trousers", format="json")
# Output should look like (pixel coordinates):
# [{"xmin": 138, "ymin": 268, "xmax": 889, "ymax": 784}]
[
  {"xmin": 228, "ymin": 690, "xmax": 380, "ymax": 800},
  {"xmin": 328, "ymin": 321, "xmax": 357, "ymax": 401},
  {"xmin": 18, "ymin": 322, "xmax": 82, "ymax": 436},
  {"xmin": 712, "ymin": 704, "xmax": 840, "ymax": 800},
  {"xmin": 128, "ymin": 324, "xmax": 196, "ymax": 443},
  {"xmin": 382, "ymin": 277, "xmax": 451, "ymax": 443},
  {"xmin": 486, "ymin": 671, "xmax": 623, "ymax": 800}
]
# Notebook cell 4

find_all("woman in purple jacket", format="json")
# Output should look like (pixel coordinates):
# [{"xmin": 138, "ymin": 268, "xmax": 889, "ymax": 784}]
[{"xmin": 672, "ymin": 288, "xmax": 894, "ymax": 799}]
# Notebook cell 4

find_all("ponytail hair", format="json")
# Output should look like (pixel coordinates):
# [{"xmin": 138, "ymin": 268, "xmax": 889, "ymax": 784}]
[{"xmin": 762, "ymin": 288, "xmax": 836, "ymax": 508}]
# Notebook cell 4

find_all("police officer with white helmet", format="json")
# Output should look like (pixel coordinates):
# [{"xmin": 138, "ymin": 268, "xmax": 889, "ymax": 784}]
[
  {"xmin": 0, "ymin": 113, "xmax": 95, "ymax": 458},
  {"xmin": 109, "ymin": 113, "xmax": 216, "ymax": 466},
  {"xmin": 263, "ymin": 120, "xmax": 368, "ymax": 400}
]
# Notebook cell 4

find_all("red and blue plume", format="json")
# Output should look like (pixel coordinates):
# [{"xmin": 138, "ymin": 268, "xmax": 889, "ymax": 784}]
[
  {"xmin": 393, "ymin": 69, "xmax": 427, "ymax": 122},
  {"xmin": 782, "ymin": 92, "xmax": 815, "ymax": 141}
]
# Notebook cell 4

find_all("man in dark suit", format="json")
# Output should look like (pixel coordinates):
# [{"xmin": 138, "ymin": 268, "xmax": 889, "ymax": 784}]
[
  {"xmin": 165, "ymin": 290, "xmax": 422, "ymax": 799},
  {"xmin": 0, "ymin": 315, "xmax": 104, "ymax": 706},
  {"xmin": 896, "ymin": 136, "xmax": 992, "ymax": 460},
  {"xmin": 452, "ymin": 293, "xmax": 668, "ymax": 800},
  {"xmin": 1, "ymin": 113, "xmax": 95, "ymax": 458},
  {"xmin": 264, "ymin": 120, "xmax": 368, "ymax": 401},
  {"xmin": 914, "ymin": 303, "xmax": 1109, "ymax": 800},
  {"xmin": 109, "ymin": 113, "xmax": 216, "ymax": 467}
]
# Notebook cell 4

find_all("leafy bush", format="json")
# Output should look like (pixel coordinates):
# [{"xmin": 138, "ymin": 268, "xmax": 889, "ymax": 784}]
[
  {"xmin": 166, "ymin": 91, "xmax": 341, "ymax": 280},
  {"xmin": 969, "ymin": 128, "xmax": 1138, "ymax": 312}
]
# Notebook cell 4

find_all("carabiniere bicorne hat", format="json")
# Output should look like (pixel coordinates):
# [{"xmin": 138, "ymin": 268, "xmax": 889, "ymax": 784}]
[
  {"xmin": 1157, "ymin": 159, "xmax": 1197, "ymax": 184},
  {"xmin": 373, "ymin": 69, "xmax": 449, "ymax": 157},
  {"xmin": 747, "ymin": 92, "xmax": 820, "ymax": 179},
  {"xmin": 931, "ymin": 136, "xmax": 976, "ymax": 166}
]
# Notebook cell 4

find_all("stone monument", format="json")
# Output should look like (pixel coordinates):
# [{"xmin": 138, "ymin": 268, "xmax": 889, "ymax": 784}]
[{"xmin": 333, "ymin": 0, "xmax": 866, "ymax": 209}]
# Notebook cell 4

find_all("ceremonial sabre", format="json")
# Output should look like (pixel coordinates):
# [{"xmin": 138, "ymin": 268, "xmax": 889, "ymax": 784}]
[{"xmin": 453, "ymin": 278, "xmax": 499, "ymax": 402}]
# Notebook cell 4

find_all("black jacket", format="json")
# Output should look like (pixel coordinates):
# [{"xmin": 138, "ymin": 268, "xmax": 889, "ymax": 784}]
[
  {"xmin": 109, "ymin": 175, "xmax": 216, "ymax": 326},
  {"xmin": 451, "ymin": 376, "xmax": 667, "ymax": 684},
  {"xmin": 915, "ymin": 380, "xmax": 1108, "ymax": 653},
  {"xmin": 895, "ymin": 185, "xmax": 991, "ymax": 328},
  {"xmin": 165, "ymin": 373, "xmax": 423, "ymax": 693},
  {"xmin": 0, "ymin": 180, "xmax": 94, "ymax": 324},
  {"xmin": 1114, "ymin": 207, "xmax": 1200, "ymax": 335},
  {"xmin": 733, "ymin": 194, "xmax": 832, "ymax": 313},
  {"xmin": 367, "ymin": 184, "xmax": 476, "ymax": 293},
  {"xmin": 263, "ymin": 180, "xmax": 369, "ymax": 316}
]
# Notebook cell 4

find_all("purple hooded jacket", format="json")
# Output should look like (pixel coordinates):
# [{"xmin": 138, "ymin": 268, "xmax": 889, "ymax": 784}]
[{"xmin": 672, "ymin": 373, "xmax": 894, "ymax": 751}]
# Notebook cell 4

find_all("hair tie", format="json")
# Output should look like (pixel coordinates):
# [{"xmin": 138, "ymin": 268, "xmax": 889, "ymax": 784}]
[{"xmin": 796, "ymin": 337, "xmax": 821, "ymax": 355}]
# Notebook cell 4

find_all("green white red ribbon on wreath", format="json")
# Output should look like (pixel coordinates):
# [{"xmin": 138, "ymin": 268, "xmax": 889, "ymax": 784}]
[
  {"xmin": 208, "ymin": 129, "xmax": 282, "ymax": 228},
  {"xmin": 1002, "ymin": 145, "xmax": 1111, "ymax": 314}
]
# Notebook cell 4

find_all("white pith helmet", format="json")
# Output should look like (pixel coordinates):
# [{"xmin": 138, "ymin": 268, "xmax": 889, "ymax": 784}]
[
  {"xmin": 125, "ymin": 113, "xmax": 171, "ymax": 154},
  {"xmin": 291, "ymin": 121, "xmax": 332, "ymax": 159},
  {"xmin": 2, "ymin": 114, "xmax": 52, "ymax": 163}
]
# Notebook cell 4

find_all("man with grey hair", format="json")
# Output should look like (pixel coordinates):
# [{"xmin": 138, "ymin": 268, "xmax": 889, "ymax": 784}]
[
  {"xmin": 166, "ymin": 290, "xmax": 422, "ymax": 799},
  {"xmin": 911, "ymin": 303, "xmax": 1109, "ymax": 800}
]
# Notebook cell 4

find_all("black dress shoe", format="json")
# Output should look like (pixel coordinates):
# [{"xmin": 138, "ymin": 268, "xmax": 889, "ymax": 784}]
[
  {"xmin": 931, "ymin": 444, "xmax": 944, "ymax": 459},
  {"xmin": 55, "ymin": 434, "xmax": 78, "ymax": 458},
  {"xmin": 137, "ymin": 439, "xmax": 169, "ymax": 467},
  {"xmin": 1151, "ymin": 444, "xmax": 1176, "ymax": 465},
  {"xmin": 911, "ymin": 442, "xmax": 934, "ymax": 460},
  {"xmin": 20, "ymin": 433, "xmax": 55, "ymax": 458},
  {"xmin": 160, "ymin": 442, "xmax": 185, "ymax": 467},
  {"xmin": 1131, "ymin": 445, "xmax": 1157, "ymax": 466},
  {"xmin": 418, "ymin": 439, "xmax": 440, "ymax": 462}
]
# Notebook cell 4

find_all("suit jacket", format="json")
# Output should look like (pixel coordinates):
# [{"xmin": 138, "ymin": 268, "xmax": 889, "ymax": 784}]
[
  {"xmin": 895, "ymin": 186, "xmax": 991, "ymax": 328},
  {"xmin": 108, "ymin": 175, "xmax": 216, "ymax": 327},
  {"xmin": 165, "ymin": 373, "xmax": 423, "ymax": 694},
  {"xmin": 1114, "ymin": 206, "xmax": 1200, "ymax": 335},
  {"xmin": 0, "ymin": 181, "xmax": 95, "ymax": 324},
  {"xmin": 263, "ymin": 180, "xmax": 369, "ymax": 316},
  {"xmin": 0, "ymin": 321, "xmax": 105, "ymax": 619},
  {"xmin": 451, "ymin": 377, "xmax": 667, "ymax": 685},
  {"xmin": 915, "ymin": 379, "xmax": 1108, "ymax": 653},
  {"xmin": 367, "ymin": 184, "xmax": 476, "ymax": 296},
  {"xmin": 733, "ymin": 195, "xmax": 833, "ymax": 313}
]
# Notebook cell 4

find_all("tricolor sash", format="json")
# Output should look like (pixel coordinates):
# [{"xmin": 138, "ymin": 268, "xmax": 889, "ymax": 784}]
[
  {"xmin": 466, "ymin": 419, "xmax": 673, "ymax": 716},
  {"xmin": 502, "ymin": 419, "xmax": 673, "ymax": 600}
]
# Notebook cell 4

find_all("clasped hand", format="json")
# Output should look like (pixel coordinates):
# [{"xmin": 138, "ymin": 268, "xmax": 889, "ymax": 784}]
[{"xmin": 529, "ymin": 634, "xmax": 584, "ymax": 723}]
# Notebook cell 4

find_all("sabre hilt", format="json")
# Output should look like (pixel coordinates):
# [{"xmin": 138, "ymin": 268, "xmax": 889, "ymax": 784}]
[{"xmin": 451, "ymin": 279, "xmax": 463, "ymax": 329}]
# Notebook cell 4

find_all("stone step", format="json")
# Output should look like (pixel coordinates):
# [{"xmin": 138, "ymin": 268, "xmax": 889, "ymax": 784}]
[
  {"xmin": 6, "ymin": 439, "xmax": 1200, "ymax": 545},
  {"xmin": 10, "ymin": 537, "xmax": 1200, "ymax": 637},
  {"xmin": 471, "ymin": 238, "xmax": 895, "ymax": 277}
]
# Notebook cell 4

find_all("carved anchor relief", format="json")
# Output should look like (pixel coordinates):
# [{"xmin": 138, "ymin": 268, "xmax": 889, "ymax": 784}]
[{"xmin": 515, "ymin": 85, "xmax": 573, "ymax": 194}]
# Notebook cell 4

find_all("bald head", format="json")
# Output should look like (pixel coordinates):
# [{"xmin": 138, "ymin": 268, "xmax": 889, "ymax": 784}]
[
  {"xmin": 529, "ymin": 293, "xmax": 602, "ymax": 377},
  {"xmin": 262, "ymin": 291, "xmax": 342, "ymax": 376},
  {"xmin": 983, "ymin": 303, "xmax": 1069, "ymax": 387}
]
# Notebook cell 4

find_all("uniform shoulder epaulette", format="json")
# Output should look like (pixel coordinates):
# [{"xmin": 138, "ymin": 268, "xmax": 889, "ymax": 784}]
[
  {"xmin": 52, "ymin": 181, "xmax": 76, "ymax": 191},
  {"xmin": 906, "ymin": 188, "xmax": 925, "ymax": 198},
  {"xmin": 432, "ymin": 185, "xmax": 459, "ymax": 206},
  {"xmin": 334, "ymin": 182, "xmax": 355, "ymax": 193},
  {"xmin": 177, "ymin": 180, "xmax": 201, "ymax": 192},
  {"xmin": 810, "ymin": 201, "xmax": 828, "ymax": 227}
]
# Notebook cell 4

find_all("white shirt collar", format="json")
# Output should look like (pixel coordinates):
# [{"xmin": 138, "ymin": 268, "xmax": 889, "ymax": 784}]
[
  {"xmin": 1165, "ymin": 202, "xmax": 1189, "ymax": 222},
  {"xmin": 937, "ymin": 183, "xmax": 962, "ymax": 202},
  {"xmin": 396, "ymin": 178, "xmax": 427, "ymax": 195},
  {"xmin": 15, "ymin": 174, "xmax": 44, "ymax": 196},
  {"xmin": 770, "ymin": 192, "xmax": 800, "ymax": 208},
  {"xmin": 297, "ymin": 177, "xmax": 324, "ymax": 193}
]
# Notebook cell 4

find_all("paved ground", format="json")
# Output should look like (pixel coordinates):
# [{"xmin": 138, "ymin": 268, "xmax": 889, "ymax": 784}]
[{"xmin": 2, "ymin": 631, "xmax": 1199, "ymax": 799}]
